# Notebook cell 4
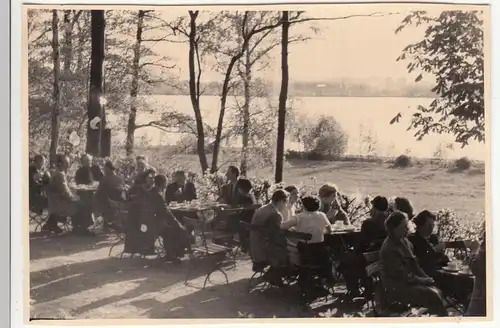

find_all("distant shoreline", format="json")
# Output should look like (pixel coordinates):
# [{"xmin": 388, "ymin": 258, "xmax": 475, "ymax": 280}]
[{"xmin": 145, "ymin": 93, "xmax": 435, "ymax": 99}]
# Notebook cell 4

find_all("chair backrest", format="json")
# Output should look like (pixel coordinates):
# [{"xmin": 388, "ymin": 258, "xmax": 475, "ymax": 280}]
[
  {"xmin": 283, "ymin": 230, "xmax": 312, "ymax": 243},
  {"xmin": 444, "ymin": 240, "xmax": 471, "ymax": 259},
  {"xmin": 363, "ymin": 251, "xmax": 380, "ymax": 264},
  {"xmin": 366, "ymin": 261, "xmax": 382, "ymax": 278}
]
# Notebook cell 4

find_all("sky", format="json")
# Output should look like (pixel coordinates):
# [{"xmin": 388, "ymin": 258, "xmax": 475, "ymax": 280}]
[{"xmin": 140, "ymin": 5, "xmax": 446, "ymax": 84}]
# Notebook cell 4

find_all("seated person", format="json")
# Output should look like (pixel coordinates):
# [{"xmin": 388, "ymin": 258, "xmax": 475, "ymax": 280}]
[
  {"xmin": 43, "ymin": 154, "xmax": 80, "ymax": 234},
  {"xmin": 358, "ymin": 195, "xmax": 389, "ymax": 252},
  {"xmin": 338, "ymin": 195, "xmax": 389, "ymax": 298},
  {"xmin": 74, "ymin": 154, "xmax": 103, "ymax": 185},
  {"xmin": 165, "ymin": 170, "xmax": 196, "ymax": 204},
  {"xmin": 29, "ymin": 154, "xmax": 50, "ymax": 214},
  {"xmin": 318, "ymin": 183, "xmax": 350, "ymax": 225},
  {"xmin": 380, "ymin": 210, "xmax": 448, "ymax": 316},
  {"xmin": 250, "ymin": 189, "xmax": 289, "ymax": 286},
  {"xmin": 393, "ymin": 196, "xmax": 415, "ymax": 219},
  {"xmin": 232, "ymin": 178, "xmax": 257, "ymax": 252},
  {"xmin": 217, "ymin": 165, "xmax": 240, "ymax": 206},
  {"xmin": 408, "ymin": 210, "xmax": 449, "ymax": 277},
  {"xmin": 148, "ymin": 174, "xmax": 190, "ymax": 263},
  {"xmin": 467, "ymin": 231, "xmax": 486, "ymax": 317},
  {"xmin": 129, "ymin": 168, "xmax": 155, "ymax": 200},
  {"xmin": 94, "ymin": 161, "xmax": 125, "ymax": 231},
  {"xmin": 124, "ymin": 170, "xmax": 157, "ymax": 255},
  {"xmin": 281, "ymin": 195, "xmax": 334, "ymax": 284},
  {"xmin": 282, "ymin": 185, "xmax": 299, "ymax": 220},
  {"xmin": 129, "ymin": 155, "xmax": 155, "ymax": 184}
]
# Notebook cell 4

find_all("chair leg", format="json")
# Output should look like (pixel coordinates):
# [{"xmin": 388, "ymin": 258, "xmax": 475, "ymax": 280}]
[
  {"xmin": 203, "ymin": 263, "xmax": 229, "ymax": 289},
  {"xmin": 184, "ymin": 258, "xmax": 197, "ymax": 285},
  {"xmin": 247, "ymin": 272, "xmax": 261, "ymax": 293}
]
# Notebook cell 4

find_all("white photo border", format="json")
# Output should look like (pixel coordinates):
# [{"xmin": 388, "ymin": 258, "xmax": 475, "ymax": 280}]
[{"xmin": 10, "ymin": 0, "xmax": 499, "ymax": 328}]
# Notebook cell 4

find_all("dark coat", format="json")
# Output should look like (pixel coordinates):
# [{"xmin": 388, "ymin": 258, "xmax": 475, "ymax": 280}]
[
  {"xmin": 165, "ymin": 181, "xmax": 197, "ymax": 204},
  {"xmin": 249, "ymin": 203, "xmax": 288, "ymax": 267},
  {"xmin": 29, "ymin": 165, "xmax": 50, "ymax": 210},
  {"xmin": 74, "ymin": 165, "xmax": 103, "ymax": 185},
  {"xmin": 358, "ymin": 212, "xmax": 387, "ymax": 252},
  {"xmin": 218, "ymin": 182, "xmax": 238, "ymax": 206},
  {"xmin": 148, "ymin": 187, "xmax": 189, "ymax": 258},
  {"xmin": 408, "ymin": 232, "xmax": 449, "ymax": 276}
]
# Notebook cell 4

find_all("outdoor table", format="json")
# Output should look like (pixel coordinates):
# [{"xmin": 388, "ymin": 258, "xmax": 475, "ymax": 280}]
[
  {"xmin": 325, "ymin": 228, "xmax": 361, "ymax": 254},
  {"xmin": 436, "ymin": 265, "xmax": 474, "ymax": 313},
  {"xmin": 68, "ymin": 183, "xmax": 99, "ymax": 231}
]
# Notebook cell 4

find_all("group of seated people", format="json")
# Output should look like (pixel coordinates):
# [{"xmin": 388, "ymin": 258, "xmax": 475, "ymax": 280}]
[
  {"xmin": 246, "ymin": 187, "xmax": 486, "ymax": 316},
  {"xmin": 29, "ymin": 154, "xmax": 486, "ymax": 316}
]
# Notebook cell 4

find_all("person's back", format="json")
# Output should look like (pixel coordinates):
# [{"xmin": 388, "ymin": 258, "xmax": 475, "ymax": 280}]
[
  {"xmin": 250, "ymin": 192, "xmax": 287, "ymax": 266},
  {"xmin": 294, "ymin": 211, "xmax": 330, "ymax": 243}
]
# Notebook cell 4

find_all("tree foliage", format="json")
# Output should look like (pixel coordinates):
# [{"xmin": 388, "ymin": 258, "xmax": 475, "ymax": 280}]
[
  {"xmin": 392, "ymin": 10, "xmax": 484, "ymax": 147},
  {"xmin": 303, "ymin": 115, "xmax": 348, "ymax": 157}
]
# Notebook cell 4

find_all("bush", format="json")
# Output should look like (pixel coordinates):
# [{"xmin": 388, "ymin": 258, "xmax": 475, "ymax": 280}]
[
  {"xmin": 306, "ymin": 151, "xmax": 326, "ymax": 161},
  {"xmin": 303, "ymin": 115, "xmax": 348, "ymax": 158},
  {"xmin": 454, "ymin": 156, "xmax": 471, "ymax": 170},
  {"xmin": 393, "ymin": 154, "xmax": 412, "ymax": 168}
]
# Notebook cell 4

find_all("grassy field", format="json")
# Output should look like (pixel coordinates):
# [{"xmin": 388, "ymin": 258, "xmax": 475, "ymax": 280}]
[{"xmin": 139, "ymin": 151, "xmax": 485, "ymax": 221}]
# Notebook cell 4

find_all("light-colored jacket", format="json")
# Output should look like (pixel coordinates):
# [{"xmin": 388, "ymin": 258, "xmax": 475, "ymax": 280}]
[
  {"xmin": 46, "ymin": 169, "xmax": 76, "ymax": 217},
  {"xmin": 249, "ymin": 203, "xmax": 288, "ymax": 267}
]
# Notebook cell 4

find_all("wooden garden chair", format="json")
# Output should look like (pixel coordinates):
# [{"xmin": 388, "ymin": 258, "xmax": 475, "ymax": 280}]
[
  {"xmin": 107, "ymin": 199, "xmax": 129, "ymax": 257},
  {"xmin": 183, "ymin": 216, "xmax": 234, "ymax": 289},
  {"xmin": 364, "ymin": 261, "xmax": 428, "ymax": 317}
]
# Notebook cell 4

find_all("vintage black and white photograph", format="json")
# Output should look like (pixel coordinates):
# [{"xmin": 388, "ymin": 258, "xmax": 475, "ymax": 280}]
[{"xmin": 26, "ymin": 2, "xmax": 489, "ymax": 320}]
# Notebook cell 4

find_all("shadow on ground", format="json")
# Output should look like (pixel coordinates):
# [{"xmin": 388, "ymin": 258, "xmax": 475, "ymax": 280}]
[
  {"xmin": 29, "ymin": 232, "xmax": 118, "ymax": 261},
  {"xmin": 130, "ymin": 278, "xmax": 316, "ymax": 318}
]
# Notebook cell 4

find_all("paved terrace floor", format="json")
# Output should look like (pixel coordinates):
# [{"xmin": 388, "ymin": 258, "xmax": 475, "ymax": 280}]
[{"xmin": 29, "ymin": 225, "xmax": 460, "ymax": 320}]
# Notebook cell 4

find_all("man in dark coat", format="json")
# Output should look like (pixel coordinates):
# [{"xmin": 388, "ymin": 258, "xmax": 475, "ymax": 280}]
[
  {"xmin": 165, "ymin": 170, "xmax": 197, "ymax": 204},
  {"xmin": 218, "ymin": 165, "xmax": 240, "ymax": 206},
  {"xmin": 148, "ymin": 174, "xmax": 190, "ymax": 263},
  {"xmin": 74, "ymin": 154, "xmax": 103, "ymax": 185},
  {"xmin": 29, "ymin": 154, "xmax": 50, "ymax": 214}
]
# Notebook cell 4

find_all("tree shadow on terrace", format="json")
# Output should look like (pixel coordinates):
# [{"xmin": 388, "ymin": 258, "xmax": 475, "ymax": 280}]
[
  {"xmin": 129, "ymin": 278, "xmax": 343, "ymax": 319},
  {"xmin": 29, "ymin": 232, "xmax": 118, "ymax": 261}
]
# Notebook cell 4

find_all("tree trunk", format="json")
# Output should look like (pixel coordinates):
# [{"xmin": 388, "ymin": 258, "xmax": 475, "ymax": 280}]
[
  {"xmin": 240, "ymin": 35, "xmax": 251, "ymax": 177},
  {"xmin": 275, "ymin": 11, "xmax": 289, "ymax": 183},
  {"xmin": 188, "ymin": 10, "xmax": 209, "ymax": 173},
  {"xmin": 211, "ymin": 55, "xmax": 241, "ymax": 173},
  {"xmin": 125, "ymin": 10, "xmax": 145, "ymax": 157},
  {"xmin": 49, "ymin": 10, "xmax": 61, "ymax": 166},
  {"xmin": 86, "ymin": 10, "xmax": 106, "ymax": 157},
  {"xmin": 211, "ymin": 12, "xmax": 251, "ymax": 173},
  {"xmin": 76, "ymin": 17, "xmax": 85, "ymax": 72},
  {"xmin": 62, "ymin": 10, "xmax": 73, "ymax": 73}
]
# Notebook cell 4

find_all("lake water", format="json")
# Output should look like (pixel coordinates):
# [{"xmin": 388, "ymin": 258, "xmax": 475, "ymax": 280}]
[{"xmin": 108, "ymin": 95, "xmax": 486, "ymax": 160}]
